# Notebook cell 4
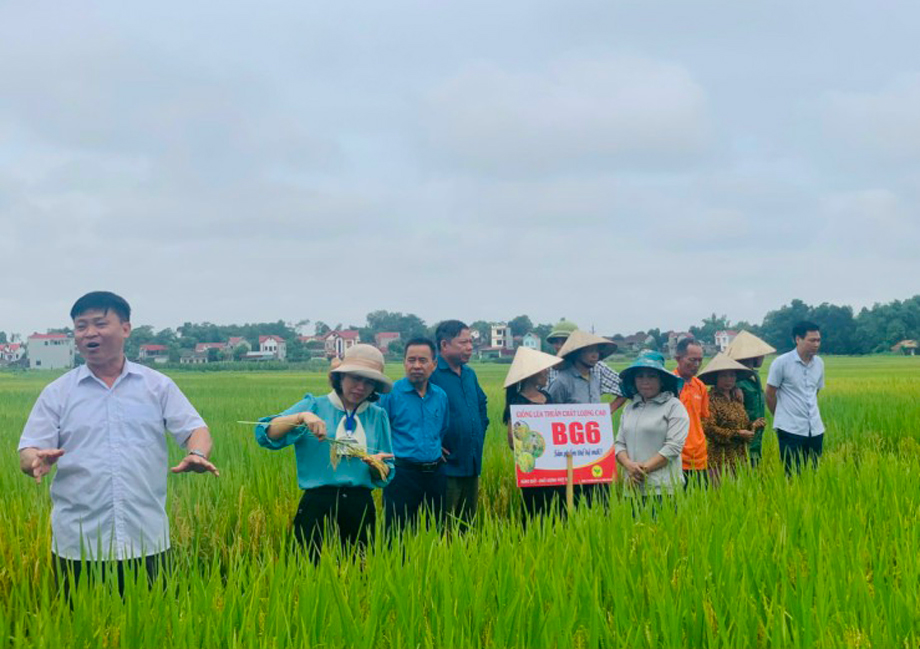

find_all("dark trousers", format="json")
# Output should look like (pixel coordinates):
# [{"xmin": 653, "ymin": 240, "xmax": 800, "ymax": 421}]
[
  {"xmin": 445, "ymin": 475, "xmax": 479, "ymax": 526},
  {"xmin": 683, "ymin": 469, "xmax": 710, "ymax": 491},
  {"xmin": 521, "ymin": 486, "xmax": 567, "ymax": 519},
  {"xmin": 383, "ymin": 460, "xmax": 446, "ymax": 531},
  {"xmin": 293, "ymin": 486, "xmax": 376, "ymax": 563},
  {"xmin": 576, "ymin": 483, "xmax": 609, "ymax": 509},
  {"xmin": 776, "ymin": 429, "xmax": 824, "ymax": 475},
  {"xmin": 53, "ymin": 551, "xmax": 170, "ymax": 599}
]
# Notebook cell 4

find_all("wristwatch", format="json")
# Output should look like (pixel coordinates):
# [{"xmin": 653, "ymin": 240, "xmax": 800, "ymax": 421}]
[{"xmin": 188, "ymin": 449, "xmax": 208, "ymax": 460}]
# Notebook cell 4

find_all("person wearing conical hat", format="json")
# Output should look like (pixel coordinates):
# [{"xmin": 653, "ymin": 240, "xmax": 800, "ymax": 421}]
[
  {"xmin": 615, "ymin": 353, "xmax": 689, "ymax": 505},
  {"xmin": 547, "ymin": 329, "xmax": 619, "ymax": 507},
  {"xmin": 725, "ymin": 331, "xmax": 775, "ymax": 466},
  {"xmin": 546, "ymin": 320, "xmax": 627, "ymax": 413},
  {"xmin": 255, "ymin": 343, "xmax": 395, "ymax": 562},
  {"xmin": 698, "ymin": 354, "xmax": 757, "ymax": 482},
  {"xmin": 546, "ymin": 329, "xmax": 618, "ymax": 405},
  {"xmin": 502, "ymin": 347, "xmax": 565, "ymax": 518}
]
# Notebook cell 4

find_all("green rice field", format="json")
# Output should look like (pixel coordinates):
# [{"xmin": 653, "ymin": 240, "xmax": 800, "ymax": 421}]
[{"xmin": 2, "ymin": 356, "xmax": 919, "ymax": 647}]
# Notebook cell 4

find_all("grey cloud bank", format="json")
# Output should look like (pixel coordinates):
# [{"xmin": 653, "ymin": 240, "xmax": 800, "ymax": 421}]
[{"xmin": 2, "ymin": 1, "xmax": 918, "ymax": 337}]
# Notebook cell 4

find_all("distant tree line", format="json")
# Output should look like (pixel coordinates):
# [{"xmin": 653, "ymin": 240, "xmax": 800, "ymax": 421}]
[
  {"xmin": 683, "ymin": 295, "xmax": 920, "ymax": 354},
  {"xmin": 8, "ymin": 295, "xmax": 917, "ymax": 362}
]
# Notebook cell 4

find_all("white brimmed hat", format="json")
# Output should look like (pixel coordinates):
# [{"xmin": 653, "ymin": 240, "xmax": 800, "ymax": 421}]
[
  {"xmin": 725, "ymin": 331, "xmax": 776, "ymax": 361},
  {"xmin": 503, "ymin": 347, "xmax": 564, "ymax": 388},
  {"xmin": 329, "ymin": 344, "xmax": 393, "ymax": 393},
  {"xmin": 698, "ymin": 352, "xmax": 755, "ymax": 386},
  {"xmin": 556, "ymin": 330, "xmax": 618, "ymax": 360}
]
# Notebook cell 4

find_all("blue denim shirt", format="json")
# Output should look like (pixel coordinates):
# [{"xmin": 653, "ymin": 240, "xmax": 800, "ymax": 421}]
[
  {"xmin": 378, "ymin": 378, "xmax": 450, "ymax": 464},
  {"xmin": 429, "ymin": 357, "xmax": 489, "ymax": 477}
]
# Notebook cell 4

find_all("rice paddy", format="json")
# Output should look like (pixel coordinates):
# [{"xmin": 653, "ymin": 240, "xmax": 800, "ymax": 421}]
[{"xmin": 2, "ymin": 356, "xmax": 919, "ymax": 647}]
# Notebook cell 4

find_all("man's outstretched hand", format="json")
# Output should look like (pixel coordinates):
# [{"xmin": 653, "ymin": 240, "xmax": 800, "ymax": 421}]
[{"xmin": 170, "ymin": 454, "xmax": 220, "ymax": 477}]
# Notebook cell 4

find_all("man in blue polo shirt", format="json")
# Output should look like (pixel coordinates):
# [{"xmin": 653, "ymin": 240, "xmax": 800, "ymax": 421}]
[
  {"xmin": 766, "ymin": 321, "xmax": 825, "ymax": 475},
  {"xmin": 378, "ymin": 338, "xmax": 449, "ymax": 530},
  {"xmin": 429, "ymin": 320, "xmax": 489, "ymax": 525}
]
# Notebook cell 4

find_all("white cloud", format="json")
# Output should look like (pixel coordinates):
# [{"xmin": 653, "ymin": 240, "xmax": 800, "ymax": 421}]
[
  {"xmin": 825, "ymin": 74, "xmax": 920, "ymax": 163},
  {"xmin": 421, "ymin": 55, "xmax": 712, "ymax": 176}
]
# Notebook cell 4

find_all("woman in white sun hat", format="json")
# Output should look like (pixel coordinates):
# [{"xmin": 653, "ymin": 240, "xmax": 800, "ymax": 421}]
[
  {"xmin": 255, "ymin": 344, "xmax": 395, "ymax": 561},
  {"xmin": 503, "ymin": 347, "xmax": 564, "ymax": 518}
]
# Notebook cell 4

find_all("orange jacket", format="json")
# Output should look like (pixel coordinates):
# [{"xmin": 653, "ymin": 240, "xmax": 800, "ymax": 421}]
[{"xmin": 675, "ymin": 373, "xmax": 710, "ymax": 470}]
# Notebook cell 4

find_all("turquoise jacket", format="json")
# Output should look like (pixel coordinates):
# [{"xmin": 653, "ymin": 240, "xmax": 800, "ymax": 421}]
[{"xmin": 255, "ymin": 392, "xmax": 394, "ymax": 490}]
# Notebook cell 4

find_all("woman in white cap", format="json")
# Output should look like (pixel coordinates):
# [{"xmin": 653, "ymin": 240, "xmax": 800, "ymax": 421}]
[
  {"xmin": 725, "ymin": 331, "xmax": 775, "ymax": 466},
  {"xmin": 255, "ymin": 344, "xmax": 395, "ymax": 561},
  {"xmin": 698, "ymin": 353, "xmax": 756, "ymax": 482},
  {"xmin": 503, "ymin": 347, "xmax": 564, "ymax": 518}
]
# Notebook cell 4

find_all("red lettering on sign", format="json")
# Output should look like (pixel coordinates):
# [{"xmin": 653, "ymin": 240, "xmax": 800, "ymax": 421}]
[
  {"xmin": 586, "ymin": 421, "xmax": 600, "ymax": 444},
  {"xmin": 551, "ymin": 422, "xmax": 568, "ymax": 445},
  {"xmin": 570, "ymin": 422, "xmax": 585, "ymax": 444}
]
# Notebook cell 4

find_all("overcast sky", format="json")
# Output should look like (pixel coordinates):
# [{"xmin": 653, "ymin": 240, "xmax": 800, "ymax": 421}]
[{"xmin": 3, "ymin": 1, "xmax": 919, "ymax": 337}]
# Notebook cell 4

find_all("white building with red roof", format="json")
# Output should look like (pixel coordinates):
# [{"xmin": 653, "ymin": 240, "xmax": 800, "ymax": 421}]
[
  {"xmin": 195, "ymin": 342, "xmax": 229, "ymax": 354},
  {"xmin": 325, "ymin": 330, "xmax": 360, "ymax": 359},
  {"xmin": 375, "ymin": 332, "xmax": 401, "ymax": 353},
  {"xmin": 0, "ymin": 342, "xmax": 25, "ymax": 365},
  {"xmin": 228, "ymin": 336, "xmax": 250, "ymax": 350},
  {"xmin": 27, "ymin": 332, "xmax": 75, "ymax": 370},
  {"xmin": 138, "ymin": 344, "xmax": 169, "ymax": 364},
  {"xmin": 259, "ymin": 335, "xmax": 287, "ymax": 360}
]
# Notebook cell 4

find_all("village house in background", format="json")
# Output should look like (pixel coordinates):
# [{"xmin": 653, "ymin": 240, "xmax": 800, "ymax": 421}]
[
  {"xmin": 324, "ymin": 330, "xmax": 360, "ymax": 359},
  {"xmin": 375, "ymin": 331, "xmax": 401, "ymax": 354},
  {"xmin": 27, "ymin": 332, "xmax": 74, "ymax": 370},
  {"xmin": 892, "ymin": 339, "xmax": 918, "ymax": 356},
  {"xmin": 0, "ymin": 341, "xmax": 25, "ymax": 366},
  {"xmin": 521, "ymin": 332, "xmax": 541, "ymax": 350},
  {"xmin": 715, "ymin": 329, "xmax": 739, "ymax": 352},
  {"xmin": 139, "ymin": 344, "xmax": 169, "ymax": 364}
]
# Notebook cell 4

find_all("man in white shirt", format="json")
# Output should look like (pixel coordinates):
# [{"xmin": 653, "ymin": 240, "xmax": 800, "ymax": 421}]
[
  {"xmin": 766, "ymin": 321, "xmax": 825, "ymax": 475},
  {"xmin": 18, "ymin": 291, "xmax": 218, "ymax": 594}
]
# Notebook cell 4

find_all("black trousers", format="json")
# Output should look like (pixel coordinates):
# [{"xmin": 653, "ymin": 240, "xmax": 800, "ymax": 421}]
[
  {"xmin": 576, "ymin": 483, "xmax": 610, "ymax": 509},
  {"xmin": 53, "ymin": 551, "xmax": 170, "ymax": 599},
  {"xmin": 521, "ymin": 486, "xmax": 567, "ymax": 519},
  {"xmin": 776, "ymin": 429, "xmax": 824, "ymax": 475},
  {"xmin": 383, "ymin": 460, "xmax": 446, "ymax": 531},
  {"xmin": 683, "ymin": 469, "xmax": 710, "ymax": 491},
  {"xmin": 293, "ymin": 486, "xmax": 376, "ymax": 562}
]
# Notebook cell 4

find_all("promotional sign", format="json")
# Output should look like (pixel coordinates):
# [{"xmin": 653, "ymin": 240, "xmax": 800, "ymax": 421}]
[{"xmin": 510, "ymin": 404, "xmax": 616, "ymax": 488}]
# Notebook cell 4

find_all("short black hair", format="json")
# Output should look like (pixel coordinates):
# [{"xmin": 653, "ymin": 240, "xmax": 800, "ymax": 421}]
[
  {"xmin": 328, "ymin": 372, "xmax": 381, "ymax": 403},
  {"xmin": 792, "ymin": 321, "xmax": 820, "ymax": 340},
  {"xmin": 70, "ymin": 291, "xmax": 131, "ymax": 322},
  {"xmin": 675, "ymin": 336, "xmax": 701, "ymax": 357},
  {"xmin": 435, "ymin": 320, "xmax": 468, "ymax": 350},
  {"xmin": 404, "ymin": 337, "xmax": 436, "ymax": 359}
]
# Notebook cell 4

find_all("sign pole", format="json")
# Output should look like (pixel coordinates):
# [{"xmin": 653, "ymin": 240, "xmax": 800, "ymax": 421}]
[{"xmin": 566, "ymin": 453, "xmax": 574, "ymax": 513}]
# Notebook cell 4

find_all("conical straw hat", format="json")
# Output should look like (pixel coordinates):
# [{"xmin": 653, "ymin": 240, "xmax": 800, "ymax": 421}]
[
  {"xmin": 725, "ymin": 330, "xmax": 776, "ymax": 361},
  {"xmin": 503, "ymin": 347, "xmax": 564, "ymax": 388},
  {"xmin": 556, "ymin": 330, "xmax": 618, "ymax": 360},
  {"xmin": 698, "ymin": 352, "xmax": 755, "ymax": 386}
]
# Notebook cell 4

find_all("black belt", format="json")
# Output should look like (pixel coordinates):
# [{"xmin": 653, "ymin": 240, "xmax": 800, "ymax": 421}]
[{"xmin": 395, "ymin": 457, "xmax": 443, "ymax": 473}]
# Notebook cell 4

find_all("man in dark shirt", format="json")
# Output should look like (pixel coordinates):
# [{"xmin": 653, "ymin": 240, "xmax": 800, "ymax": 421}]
[{"xmin": 429, "ymin": 320, "xmax": 489, "ymax": 525}]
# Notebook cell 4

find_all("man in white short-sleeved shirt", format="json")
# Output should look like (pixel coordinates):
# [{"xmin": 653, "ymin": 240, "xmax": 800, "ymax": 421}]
[
  {"xmin": 18, "ymin": 291, "xmax": 218, "ymax": 591},
  {"xmin": 766, "ymin": 321, "xmax": 825, "ymax": 475}
]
